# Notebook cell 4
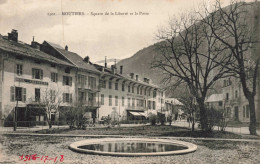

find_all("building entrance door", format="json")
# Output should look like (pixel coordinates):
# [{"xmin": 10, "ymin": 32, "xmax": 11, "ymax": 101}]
[{"xmin": 234, "ymin": 106, "xmax": 239, "ymax": 121}]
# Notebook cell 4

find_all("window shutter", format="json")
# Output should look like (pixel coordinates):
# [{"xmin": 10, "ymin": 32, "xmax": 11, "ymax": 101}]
[
  {"xmin": 51, "ymin": 73, "xmax": 53, "ymax": 82},
  {"xmin": 40, "ymin": 70, "xmax": 43, "ymax": 79},
  {"xmin": 94, "ymin": 78, "xmax": 96, "ymax": 88},
  {"xmin": 32, "ymin": 69, "xmax": 35, "ymax": 79},
  {"xmin": 62, "ymin": 76, "xmax": 65, "ymax": 85},
  {"xmin": 15, "ymin": 64, "xmax": 18, "ymax": 75},
  {"xmin": 21, "ymin": 65, "xmax": 23, "ymax": 75},
  {"xmin": 10, "ymin": 86, "xmax": 15, "ymax": 102},
  {"xmin": 56, "ymin": 73, "xmax": 58, "ymax": 82},
  {"xmin": 63, "ymin": 93, "xmax": 65, "ymax": 103},
  {"xmin": 22, "ymin": 88, "xmax": 26, "ymax": 102},
  {"xmin": 69, "ymin": 77, "xmax": 72, "ymax": 86},
  {"xmin": 69, "ymin": 94, "xmax": 72, "ymax": 103}
]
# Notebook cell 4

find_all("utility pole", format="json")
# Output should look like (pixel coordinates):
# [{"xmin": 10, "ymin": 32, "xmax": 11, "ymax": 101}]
[{"xmin": 13, "ymin": 99, "xmax": 18, "ymax": 131}]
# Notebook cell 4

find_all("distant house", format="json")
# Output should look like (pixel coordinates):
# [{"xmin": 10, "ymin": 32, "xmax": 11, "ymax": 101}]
[
  {"xmin": 205, "ymin": 94, "xmax": 223, "ymax": 110},
  {"xmin": 164, "ymin": 98, "xmax": 183, "ymax": 119}
]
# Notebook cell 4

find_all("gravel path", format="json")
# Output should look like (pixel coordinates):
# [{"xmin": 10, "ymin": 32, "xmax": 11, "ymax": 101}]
[{"xmin": 0, "ymin": 135, "xmax": 259, "ymax": 164}]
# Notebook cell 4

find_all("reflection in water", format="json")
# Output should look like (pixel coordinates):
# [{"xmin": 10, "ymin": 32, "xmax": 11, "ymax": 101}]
[{"xmin": 78, "ymin": 141, "xmax": 187, "ymax": 153}]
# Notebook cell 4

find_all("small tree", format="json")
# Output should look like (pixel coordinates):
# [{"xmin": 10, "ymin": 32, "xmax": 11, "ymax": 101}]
[
  {"xmin": 32, "ymin": 88, "xmax": 62, "ymax": 129},
  {"xmin": 206, "ymin": 107, "xmax": 223, "ymax": 132},
  {"xmin": 168, "ymin": 115, "xmax": 173, "ymax": 126},
  {"xmin": 218, "ymin": 101, "xmax": 230, "ymax": 131},
  {"xmin": 63, "ymin": 102, "xmax": 87, "ymax": 130},
  {"xmin": 149, "ymin": 114, "xmax": 157, "ymax": 126},
  {"xmin": 157, "ymin": 113, "xmax": 166, "ymax": 125},
  {"xmin": 64, "ymin": 106, "xmax": 76, "ymax": 129}
]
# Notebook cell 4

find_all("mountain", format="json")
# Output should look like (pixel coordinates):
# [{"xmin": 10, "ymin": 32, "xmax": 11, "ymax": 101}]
[
  {"xmin": 117, "ymin": 44, "xmax": 162, "ymax": 84},
  {"xmin": 117, "ymin": 42, "xmax": 188, "ymax": 98}
]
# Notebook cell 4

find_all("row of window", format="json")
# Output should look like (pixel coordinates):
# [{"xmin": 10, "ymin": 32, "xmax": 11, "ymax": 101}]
[
  {"xmin": 101, "ymin": 80, "xmax": 160, "ymax": 97},
  {"xmin": 10, "ymin": 86, "xmax": 72, "ymax": 103},
  {"xmin": 16, "ymin": 64, "xmax": 73, "ymax": 86},
  {"xmin": 100, "ymin": 94, "xmax": 156, "ymax": 109},
  {"xmin": 17, "ymin": 64, "xmax": 70, "ymax": 76}
]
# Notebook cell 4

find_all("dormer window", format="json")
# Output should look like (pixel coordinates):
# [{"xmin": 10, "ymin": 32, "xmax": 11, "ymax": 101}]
[
  {"xmin": 65, "ymin": 67, "xmax": 70, "ymax": 74},
  {"xmin": 51, "ymin": 63, "xmax": 56, "ymax": 68},
  {"xmin": 34, "ymin": 60, "xmax": 41, "ymax": 64},
  {"xmin": 16, "ymin": 56, "xmax": 23, "ymax": 60}
]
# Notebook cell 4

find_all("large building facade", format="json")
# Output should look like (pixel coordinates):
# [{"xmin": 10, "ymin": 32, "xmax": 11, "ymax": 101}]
[
  {"xmin": 222, "ymin": 76, "xmax": 260, "ymax": 123},
  {"xmin": 95, "ymin": 64, "xmax": 165, "ymax": 121},
  {"xmin": 0, "ymin": 30, "xmax": 77, "ymax": 126},
  {"xmin": 0, "ymin": 30, "xmax": 165, "ymax": 126}
]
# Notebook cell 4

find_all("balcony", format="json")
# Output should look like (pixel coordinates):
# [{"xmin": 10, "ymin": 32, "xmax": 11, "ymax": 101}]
[
  {"xmin": 126, "ymin": 106, "xmax": 146, "ymax": 111},
  {"xmin": 79, "ymin": 100, "xmax": 100, "ymax": 108},
  {"xmin": 77, "ymin": 84, "xmax": 100, "ymax": 92}
]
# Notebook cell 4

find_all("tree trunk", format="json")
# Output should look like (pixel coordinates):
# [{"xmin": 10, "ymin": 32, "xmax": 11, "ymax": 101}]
[
  {"xmin": 46, "ymin": 114, "xmax": 52, "ymax": 129},
  {"xmin": 197, "ymin": 100, "xmax": 209, "ymax": 131},
  {"xmin": 247, "ymin": 95, "xmax": 257, "ymax": 135},
  {"xmin": 48, "ymin": 122, "xmax": 52, "ymax": 129},
  {"xmin": 191, "ymin": 110, "xmax": 195, "ymax": 132},
  {"xmin": 240, "ymin": 72, "xmax": 257, "ymax": 135},
  {"xmin": 192, "ymin": 120, "xmax": 195, "ymax": 132}
]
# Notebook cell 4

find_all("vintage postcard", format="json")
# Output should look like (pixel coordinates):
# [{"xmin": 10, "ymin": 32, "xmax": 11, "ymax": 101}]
[{"xmin": 0, "ymin": 0, "xmax": 259, "ymax": 163}]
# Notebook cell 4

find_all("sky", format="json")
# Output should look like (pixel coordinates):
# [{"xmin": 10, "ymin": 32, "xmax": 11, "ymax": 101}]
[{"xmin": 0, "ymin": 0, "xmax": 255, "ymax": 62}]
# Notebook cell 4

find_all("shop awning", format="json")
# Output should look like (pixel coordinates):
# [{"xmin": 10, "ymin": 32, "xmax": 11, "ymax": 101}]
[
  {"xmin": 138, "ymin": 112, "xmax": 148, "ymax": 117},
  {"xmin": 129, "ymin": 111, "xmax": 143, "ymax": 116}
]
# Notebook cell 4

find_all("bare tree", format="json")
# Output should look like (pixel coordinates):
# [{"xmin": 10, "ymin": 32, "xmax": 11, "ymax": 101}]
[
  {"xmin": 153, "ymin": 12, "xmax": 235, "ymax": 131},
  {"xmin": 32, "ymin": 88, "xmax": 63, "ymax": 129},
  {"xmin": 201, "ymin": 0, "xmax": 259, "ymax": 135}
]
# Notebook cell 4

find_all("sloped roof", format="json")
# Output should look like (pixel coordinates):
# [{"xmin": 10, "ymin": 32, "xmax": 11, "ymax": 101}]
[
  {"xmin": 205, "ymin": 94, "xmax": 223, "ymax": 103},
  {"xmin": 165, "ymin": 98, "xmax": 183, "ymax": 105},
  {"xmin": 46, "ymin": 41, "xmax": 64, "ymax": 49},
  {"xmin": 0, "ymin": 35, "xmax": 74, "ymax": 67},
  {"xmin": 44, "ymin": 41, "xmax": 99, "ymax": 73}
]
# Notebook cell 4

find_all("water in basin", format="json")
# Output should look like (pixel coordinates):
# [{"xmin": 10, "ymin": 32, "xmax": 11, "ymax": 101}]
[{"xmin": 78, "ymin": 141, "xmax": 187, "ymax": 153}]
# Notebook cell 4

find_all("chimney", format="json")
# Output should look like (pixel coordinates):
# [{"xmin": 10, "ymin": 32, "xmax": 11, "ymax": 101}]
[
  {"xmin": 83, "ymin": 56, "xmax": 90, "ymax": 63},
  {"xmin": 130, "ymin": 73, "xmax": 134, "ymax": 79},
  {"xmin": 136, "ymin": 75, "xmax": 139, "ymax": 81},
  {"xmin": 8, "ymin": 29, "xmax": 18, "ymax": 42},
  {"xmin": 31, "ymin": 36, "xmax": 41, "ymax": 50},
  {"xmin": 147, "ymin": 78, "xmax": 150, "ymax": 84},
  {"xmin": 114, "ymin": 60, "xmax": 117, "ymax": 74},
  {"xmin": 120, "ymin": 65, "xmax": 123, "ymax": 74},
  {"xmin": 144, "ymin": 77, "xmax": 150, "ymax": 83},
  {"xmin": 104, "ymin": 56, "xmax": 107, "ymax": 68},
  {"xmin": 111, "ymin": 65, "xmax": 115, "ymax": 74},
  {"xmin": 65, "ymin": 45, "xmax": 68, "ymax": 51}
]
